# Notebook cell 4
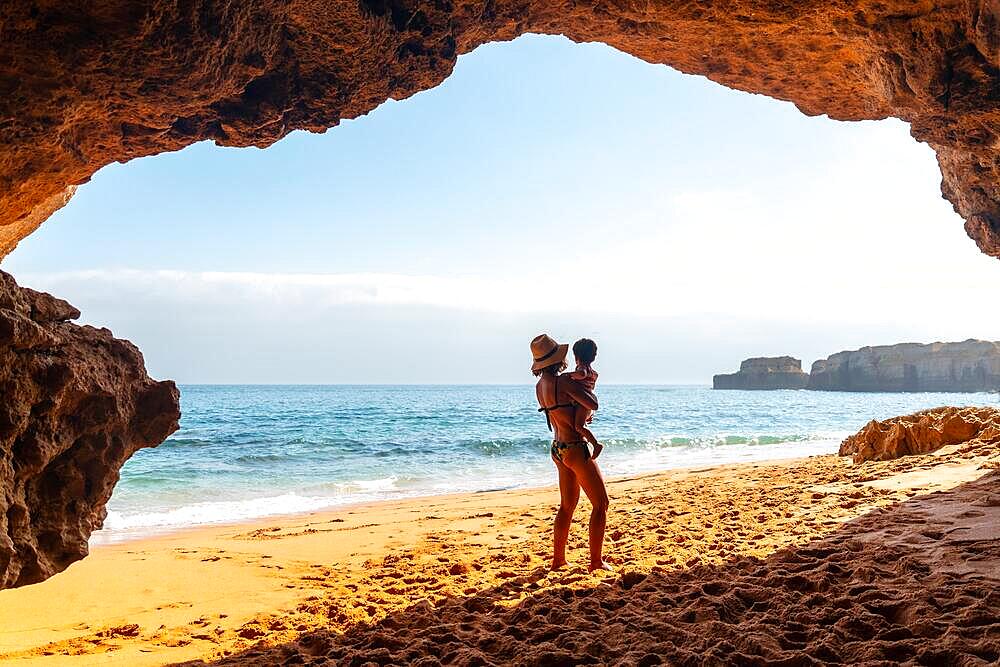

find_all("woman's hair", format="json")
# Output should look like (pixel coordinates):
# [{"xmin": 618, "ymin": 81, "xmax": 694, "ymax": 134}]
[
  {"xmin": 532, "ymin": 361, "xmax": 568, "ymax": 377},
  {"xmin": 573, "ymin": 338, "xmax": 598, "ymax": 365}
]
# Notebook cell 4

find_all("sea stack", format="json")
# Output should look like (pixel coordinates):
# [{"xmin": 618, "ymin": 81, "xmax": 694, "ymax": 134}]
[
  {"xmin": 808, "ymin": 340, "xmax": 1000, "ymax": 392},
  {"xmin": 713, "ymin": 357, "xmax": 810, "ymax": 390}
]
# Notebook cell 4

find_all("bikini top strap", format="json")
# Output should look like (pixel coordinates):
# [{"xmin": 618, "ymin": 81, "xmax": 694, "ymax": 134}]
[
  {"xmin": 536, "ymin": 375, "xmax": 557, "ymax": 410},
  {"xmin": 543, "ymin": 375, "xmax": 557, "ymax": 431},
  {"xmin": 537, "ymin": 375, "xmax": 576, "ymax": 431}
]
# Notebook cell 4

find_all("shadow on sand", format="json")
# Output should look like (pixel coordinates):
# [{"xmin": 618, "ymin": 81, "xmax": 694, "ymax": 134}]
[{"xmin": 179, "ymin": 470, "xmax": 1000, "ymax": 666}]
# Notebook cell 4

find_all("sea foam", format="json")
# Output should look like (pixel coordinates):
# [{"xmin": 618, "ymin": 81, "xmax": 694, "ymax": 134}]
[{"xmin": 93, "ymin": 385, "xmax": 999, "ymax": 543}]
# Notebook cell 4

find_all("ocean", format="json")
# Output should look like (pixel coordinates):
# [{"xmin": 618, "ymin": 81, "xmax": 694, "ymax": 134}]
[{"xmin": 96, "ymin": 385, "xmax": 999, "ymax": 542}]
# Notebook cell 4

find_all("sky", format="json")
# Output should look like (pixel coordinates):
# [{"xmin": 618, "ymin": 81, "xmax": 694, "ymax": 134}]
[{"xmin": 4, "ymin": 34, "xmax": 1000, "ymax": 384}]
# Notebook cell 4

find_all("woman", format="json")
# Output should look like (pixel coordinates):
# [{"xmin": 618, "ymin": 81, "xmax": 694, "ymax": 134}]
[{"xmin": 530, "ymin": 333, "xmax": 611, "ymax": 572}]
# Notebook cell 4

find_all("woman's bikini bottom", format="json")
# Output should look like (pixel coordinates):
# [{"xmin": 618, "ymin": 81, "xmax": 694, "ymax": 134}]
[{"xmin": 551, "ymin": 440, "xmax": 589, "ymax": 463}]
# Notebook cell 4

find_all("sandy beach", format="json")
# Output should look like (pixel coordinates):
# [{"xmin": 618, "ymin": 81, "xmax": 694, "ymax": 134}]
[{"xmin": 1, "ymin": 438, "xmax": 998, "ymax": 666}]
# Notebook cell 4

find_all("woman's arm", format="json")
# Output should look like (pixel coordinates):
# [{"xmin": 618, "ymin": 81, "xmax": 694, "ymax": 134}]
[
  {"xmin": 562, "ymin": 376, "xmax": 598, "ymax": 411},
  {"xmin": 574, "ymin": 409, "xmax": 599, "ymax": 445}
]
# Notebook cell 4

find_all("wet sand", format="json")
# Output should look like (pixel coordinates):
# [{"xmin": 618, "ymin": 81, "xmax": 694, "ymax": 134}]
[{"xmin": 0, "ymin": 441, "xmax": 998, "ymax": 666}]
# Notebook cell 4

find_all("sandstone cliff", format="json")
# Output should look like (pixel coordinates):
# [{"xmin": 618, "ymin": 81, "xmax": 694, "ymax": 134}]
[
  {"xmin": 839, "ymin": 405, "xmax": 1000, "ymax": 463},
  {"xmin": 713, "ymin": 356, "xmax": 809, "ymax": 390},
  {"xmin": 1, "ymin": 2, "xmax": 999, "ymax": 258},
  {"xmin": 0, "ymin": 271, "xmax": 180, "ymax": 589},
  {"xmin": 809, "ymin": 340, "xmax": 1000, "ymax": 393}
]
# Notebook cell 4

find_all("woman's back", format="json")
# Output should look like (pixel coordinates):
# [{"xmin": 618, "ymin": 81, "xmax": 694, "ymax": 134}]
[{"xmin": 536, "ymin": 373, "xmax": 596, "ymax": 442}]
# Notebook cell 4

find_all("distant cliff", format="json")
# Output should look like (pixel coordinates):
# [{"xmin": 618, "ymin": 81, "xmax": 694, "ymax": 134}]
[
  {"xmin": 809, "ymin": 340, "xmax": 1000, "ymax": 392},
  {"xmin": 713, "ymin": 357, "xmax": 810, "ymax": 390}
]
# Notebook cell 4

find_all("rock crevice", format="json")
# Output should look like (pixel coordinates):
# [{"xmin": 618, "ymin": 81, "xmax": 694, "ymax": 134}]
[{"xmin": 1, "ymin": 1, "xmax": 1000, "ymax": 256}]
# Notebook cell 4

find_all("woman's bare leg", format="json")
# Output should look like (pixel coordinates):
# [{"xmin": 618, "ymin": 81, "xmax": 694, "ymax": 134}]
[
  {"xmin": 563, "ymin": 447, "xmax": 611, "ymax": 571},
  {"xmin": 551, "ymin": 454, "xmax": 579, "ymax": 570}
]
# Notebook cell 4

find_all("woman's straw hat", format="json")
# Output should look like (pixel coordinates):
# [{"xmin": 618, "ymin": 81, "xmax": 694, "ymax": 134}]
[{"xmin": 530, "ymin": 334, "xmax": 569, "ymax": 371}]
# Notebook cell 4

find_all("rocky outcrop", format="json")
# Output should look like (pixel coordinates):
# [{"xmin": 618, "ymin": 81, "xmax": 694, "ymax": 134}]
[
  {"xmin": 1, "ymin": 2, "xmax": 1000, "ymax": 257},
  {"xmin": 809, "ymin": 340, "xmax": 1000, "ymax": 393},
  {"xmin": 839, "ymin": 405, "xmax": 1000, "ymax": 463},
  {"xmin": 0, "ymin": 270, "xmax": 180, "ymax": 590},
  {"xmin": 713, "ymin": 356, "xmax": 809, "ymax": 390}
]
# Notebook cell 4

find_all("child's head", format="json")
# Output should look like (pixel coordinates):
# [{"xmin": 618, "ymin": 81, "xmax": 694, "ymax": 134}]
[{"xmin": 572, "ymin": 338, "xmax": 597, "ymax": 366}]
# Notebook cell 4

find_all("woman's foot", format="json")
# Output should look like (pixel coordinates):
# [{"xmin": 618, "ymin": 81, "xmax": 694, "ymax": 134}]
[
  {"xmin": 589, "ymin": 560, "xmax": 613, "ymax": 572},
  {"xmin": 550, "ymin": 558, "xmax": 568, "ymax": 571}
]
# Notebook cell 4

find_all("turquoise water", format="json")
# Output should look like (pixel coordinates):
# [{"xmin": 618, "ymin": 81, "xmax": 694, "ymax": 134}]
[{"xmin": 98, "ymin": 385, "xmax": 1000, "ymax": 541}]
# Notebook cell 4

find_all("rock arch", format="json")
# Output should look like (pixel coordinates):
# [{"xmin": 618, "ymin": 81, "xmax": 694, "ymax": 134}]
[{"xmin": 1, "ymin": 0, "xmax": 999, "ymax": 257}]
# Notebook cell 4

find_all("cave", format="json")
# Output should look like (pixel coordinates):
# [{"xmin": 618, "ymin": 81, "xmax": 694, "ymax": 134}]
[{"xmin": 1, "ymin": 1, "xmax": 999, "ymax": 588}]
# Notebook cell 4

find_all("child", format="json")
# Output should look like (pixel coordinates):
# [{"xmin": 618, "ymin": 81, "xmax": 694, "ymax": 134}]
[{"xmin": 569, "ymin": 338, "xmax": 603, "ymax": 459}]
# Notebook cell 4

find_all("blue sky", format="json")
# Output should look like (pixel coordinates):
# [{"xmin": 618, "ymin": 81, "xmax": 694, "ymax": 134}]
[{"xmin": 4, "ymin": 35, "xmax": 999, "ymax": 383}]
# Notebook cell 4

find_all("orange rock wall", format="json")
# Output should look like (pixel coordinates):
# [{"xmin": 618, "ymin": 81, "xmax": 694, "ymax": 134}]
[
  {"xmin": 0, "ymin": 270, "xmax": 180, "ymax": 589},
  {"xmin": 839, "ymin": 405, "xmax": 1000, "ymax": 463}
]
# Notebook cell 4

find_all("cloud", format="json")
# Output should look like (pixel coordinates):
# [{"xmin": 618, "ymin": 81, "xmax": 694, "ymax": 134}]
[
  {"xmin": 10, "ymin": 112, "xmax": 1000, "ymax": 383},
  {"xmin": 19, "ymin": 269, "xmax": 549, "ymax": 316},
  {"xmin": 11, "ymin": 266, "xmax": 943, "ymax": 384}
]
